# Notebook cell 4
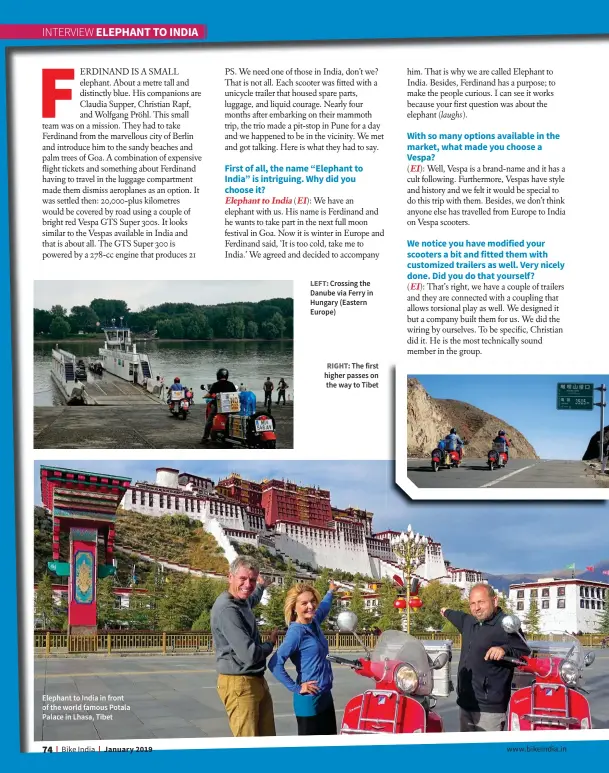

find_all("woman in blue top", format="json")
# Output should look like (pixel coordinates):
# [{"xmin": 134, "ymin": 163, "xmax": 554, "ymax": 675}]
[{"xmin": 269, "ymin": 581, "xmax": 338, "ymax": 735}]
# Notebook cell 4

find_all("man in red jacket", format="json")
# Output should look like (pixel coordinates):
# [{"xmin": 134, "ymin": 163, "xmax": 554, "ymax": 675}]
[{"xmin": 441, "ymin": 584, "xmax": 529, "ymax": 732}]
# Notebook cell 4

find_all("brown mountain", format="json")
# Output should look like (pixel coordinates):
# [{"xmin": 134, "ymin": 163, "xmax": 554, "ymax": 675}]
[{"xmin": 407, "ymin": 377, "xmax": 539, "ymax": 459}]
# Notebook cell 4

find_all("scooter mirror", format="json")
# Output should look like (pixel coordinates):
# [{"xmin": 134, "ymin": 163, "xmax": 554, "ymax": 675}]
[
  {"xmin": 336, "ymin": 610, "xmax": 358, "ymax": 633},
  {"xmin": 584, "ymin": 652, "xmax": 595, "ymax": 667},
  {"xmin": 431, "ymin": 652, "xmax": 449, "ymax": 670},
  {"xmin": 501, "ymin": 614, "xmax": 522, "ymax": 634}
]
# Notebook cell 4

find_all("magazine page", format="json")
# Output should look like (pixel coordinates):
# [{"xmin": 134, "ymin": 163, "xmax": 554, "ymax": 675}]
[{"xmin": 1, "ymin": 2, "xmax": 608, "ymax": 769}]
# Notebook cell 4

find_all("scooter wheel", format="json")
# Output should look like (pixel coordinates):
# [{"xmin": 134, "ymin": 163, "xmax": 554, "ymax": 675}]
[
  {"xmin": 181, "ymin": 413, "xmax": 187, "ymax": 420},
  {"xmin": 432, "ymin": 462, "xmax": 438, "ymax": 472},
  {"xmin": 260, "ymin": 439, "xmax": 276, "ymax": 449}
]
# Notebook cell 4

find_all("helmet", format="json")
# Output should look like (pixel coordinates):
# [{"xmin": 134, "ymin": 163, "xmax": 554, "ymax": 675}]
[
  {"xmin": 216, "ymin": 368, "xmax": 229, "ymax": 380},
  {"xmin": 450, "ymin": 428, "xmax": 457, "ymax": 434},
  {"xmin": 174, "ymin": 377, "xmax": 181, "ymax": 383},
  {"xmin": 498, "ymin": 430, "xmax": 506, "ymax": 436}
]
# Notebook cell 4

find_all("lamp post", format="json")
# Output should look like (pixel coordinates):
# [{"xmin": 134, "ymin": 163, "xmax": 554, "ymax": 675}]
[{"xmin": 391, "ymin": 525, "xmax": 428, "ymax": 634}]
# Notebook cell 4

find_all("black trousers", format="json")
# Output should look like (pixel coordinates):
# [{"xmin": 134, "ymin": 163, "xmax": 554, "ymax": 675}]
[
  {"xmin": 202, "ymin": 403, "xmax": 217, "ymax": 439},
  {"xmin": 264, "ymin": 392, "xmax": 273, "ymax": 409},
  {"xmin": 296, "ymin": 703, "xmax": 337, "ymax": 736}
]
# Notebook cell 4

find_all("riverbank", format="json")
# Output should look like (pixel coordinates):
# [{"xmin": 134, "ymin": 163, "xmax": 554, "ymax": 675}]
[{"xmin": 34, "ymin": 401, "xmax": 293, "ymax": 449}]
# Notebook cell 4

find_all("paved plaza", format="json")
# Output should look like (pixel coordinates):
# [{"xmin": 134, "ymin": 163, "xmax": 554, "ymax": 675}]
[{"xmin": 34, "ymin": 649, "xmax": 609, "ymax": 741}]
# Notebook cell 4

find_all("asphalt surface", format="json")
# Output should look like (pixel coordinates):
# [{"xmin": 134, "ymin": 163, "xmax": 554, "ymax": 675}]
[
  {"xmin": 33, "ymin": 402, "xmax": 293, "ymax": 449},
  {"xmin": 34, "ymin": 649, "xmax": 609, "ymax": 741},
  {"xmin": 407, "ymin": 459, "xmax": 602, "ymax": 489}
]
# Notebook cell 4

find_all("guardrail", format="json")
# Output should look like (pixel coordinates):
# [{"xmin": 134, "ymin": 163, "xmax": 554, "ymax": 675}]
[
  {"xmin": 33, "ymin": 630, "xmax": 609, "ymax": 657},
  {"xmin": 34, "ymin": 630, "xmax": 462, "ymax": 656}
]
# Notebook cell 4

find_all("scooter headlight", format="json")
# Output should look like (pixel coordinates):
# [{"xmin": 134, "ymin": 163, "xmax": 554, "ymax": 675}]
[
  {"xmin": 559, "ymin": 659, "xmax": 579, "ymax": 686},
  {"xmin": 395, "ymin": 663, "xmax": 419, "ymax": 694}
]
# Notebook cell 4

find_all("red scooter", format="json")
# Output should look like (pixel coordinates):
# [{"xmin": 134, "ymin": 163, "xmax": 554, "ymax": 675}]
[
  {"xmin": 327, "ymin": 611, "xmax": 451, "ymax": 734},
  {"xmin": 168, "ymin": 387, "xmax": 194, "ymax": 420},
  {"xmin": 203, "ymin": 387, "xmax": 277, "ymax": 449},
  {"xmin": 500, "ymin": 614, "xmax": 595, "ymax": 730},
  {"xmin": 431, "ymin": 441, "xmax": 467, "ymax": 472},
  {"xmin": 488, "ymin": 440, "xmax": 510, "ymax": 470}
]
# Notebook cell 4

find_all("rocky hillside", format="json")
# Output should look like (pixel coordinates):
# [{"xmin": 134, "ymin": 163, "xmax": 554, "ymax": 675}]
[
  {"xmin": 407, "ymin": 378, "xmax": 539, "ymax": 459},
  {"xmin": 34, "ymin": 506, "xmax": 229, "ymax": 586}
]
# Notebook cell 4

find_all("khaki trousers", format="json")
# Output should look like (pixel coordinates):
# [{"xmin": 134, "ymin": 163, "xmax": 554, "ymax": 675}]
[{"xmin": 217, "ymin": 674, "xmax": 276, "ymax": 737}]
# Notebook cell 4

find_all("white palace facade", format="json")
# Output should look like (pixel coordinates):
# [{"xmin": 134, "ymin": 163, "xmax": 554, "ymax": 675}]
[{"xmin": 121, "ymin": 467, "xmax": 485, "ymax": 590}]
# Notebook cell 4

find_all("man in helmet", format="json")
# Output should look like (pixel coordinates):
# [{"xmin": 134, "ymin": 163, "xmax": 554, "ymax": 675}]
[
  {"xmin": 201, "ymin": 368, "xmax": 238, "ymax": 443},
  {"xmin": 167, "ymin": 376, "xmax": 184, "ymax": 404},
  {"xmin": 492, "ymin": 430, "xmax": 511, "ymax": 459},
  {"xmin": 445, "ymin": 427, "xmax": 464, "ymax": 459}
]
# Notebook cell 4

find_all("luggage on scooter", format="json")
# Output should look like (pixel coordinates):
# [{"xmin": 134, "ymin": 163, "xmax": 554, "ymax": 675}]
[
  {"xmin": 217, "ymin": 392, "xmax": 240, "ymax": 413},
  {"xmin": 228, "ymin": 415, "xmax": 248, "ymax": 439}
]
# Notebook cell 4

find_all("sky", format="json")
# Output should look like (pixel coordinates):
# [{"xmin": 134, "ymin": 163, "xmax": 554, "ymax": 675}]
[
  {"xmin": 412, "ymin": 374, "xmax": 608, "ymax": 460},
  {"xmin": 33, "ymin": 280, "xmax": 293, "ymax": 311},
  {"xmin": 34, "ymin": 460, "xmax": 609, "ymax": 577}
]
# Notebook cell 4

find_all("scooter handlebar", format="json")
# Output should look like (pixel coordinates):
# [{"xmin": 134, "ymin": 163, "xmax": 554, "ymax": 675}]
[
  {"xmin": 327, "ymin": 655, "xmax": 362, "ymax": 668},
  {"xmin": 501, "ymin": 656, "xmax": 527, "ymax": 666}
]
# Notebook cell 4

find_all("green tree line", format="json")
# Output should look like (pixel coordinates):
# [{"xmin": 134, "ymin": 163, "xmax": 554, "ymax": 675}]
[
  {"xmin": 34, "ymin": 297, "xmax": 293, "ymax": 341},
  {"xmin": 36, "ymin": 570, "xmax": 609, "ymax": 635}
]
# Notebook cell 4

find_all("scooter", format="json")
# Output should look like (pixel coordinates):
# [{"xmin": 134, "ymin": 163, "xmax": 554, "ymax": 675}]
[
  {"xmin": 327, "ymin": 611, "xmax": 451, "ymax": 734},
  {"xmin": 500, "ymin": 614, "xmax": 595, "ymax": 730},
  {"xmin": 75, "ymin": 359, "xmax": 87, "ymax": 381},
  {"xmin": 168, "ymin": 387, "xmax": 193, "ymax": 420},
  {"xmin": 203, "ymin": 385, "xmax": 277, "ymax": 448},
  {"xmin": 431, "ymin": 441, "xmax": 467, "ymax": 472},
  {"xmin": 488, "ymin": 440, "xmax": 510, "ymax": 470}
]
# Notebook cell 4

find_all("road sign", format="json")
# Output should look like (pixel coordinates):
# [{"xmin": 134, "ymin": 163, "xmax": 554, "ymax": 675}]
[{"xmin": 557, "ymin": 383, "xmax": 594, "ymax": 410}]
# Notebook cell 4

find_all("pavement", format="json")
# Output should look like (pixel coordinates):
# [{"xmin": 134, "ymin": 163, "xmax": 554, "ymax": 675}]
[
  {"xmin": 407, "ymin": 459, "xmax": 604, "ymax": 489},
  {"xmin": 33, "ymin": 402, "xmax": 293, "ymax": 449},
  {"xmin": 34, "ymin": 649, "xmax": 609, "ymax": 741}
]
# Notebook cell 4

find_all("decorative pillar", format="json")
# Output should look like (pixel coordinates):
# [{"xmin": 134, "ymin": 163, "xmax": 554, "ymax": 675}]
[
  {"xmin": 40, "ymin": 466, "xmax": 132, "ymax": 636},
  {"xmin": 69, "ymin": 527, "xmax": 98, "ymax": 635}
]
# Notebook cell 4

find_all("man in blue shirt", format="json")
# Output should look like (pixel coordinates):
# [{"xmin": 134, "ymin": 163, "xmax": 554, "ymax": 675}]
[
  {"xmin": 493, "ymin": 430, "xmax": 511, "ymax": 459},
  {"xmin": 445, "ymin": 428, "xmax": 464, "ymax": 458},
  {"xmin": 167, "ymin": 376, "xmax": 184, "ymax": 404}
]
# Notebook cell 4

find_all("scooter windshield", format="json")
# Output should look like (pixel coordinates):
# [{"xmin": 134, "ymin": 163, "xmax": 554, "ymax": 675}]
[
  {"xmin": 525, "ymin": 633, "xmax": 584, "ymax": 670},
  {"xmin": 371, "ymin": 630, "xmax": 432, "ymax": 678}
]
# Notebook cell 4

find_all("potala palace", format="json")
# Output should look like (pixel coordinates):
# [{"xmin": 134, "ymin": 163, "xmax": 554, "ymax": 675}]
[{"xmin": 121, "ymin": 467, "xmax": 486, "ymax": 594}]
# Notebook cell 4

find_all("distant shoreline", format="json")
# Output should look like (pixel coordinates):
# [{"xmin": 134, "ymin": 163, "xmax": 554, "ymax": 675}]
[{"xmin": 34, "ymin": 337, "xmax": 294, "ymax": 344}]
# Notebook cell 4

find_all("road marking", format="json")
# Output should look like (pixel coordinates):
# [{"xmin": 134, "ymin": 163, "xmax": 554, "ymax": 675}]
[{"xmin": 479, "ymin": 463, "xmax": 538, "ymax": 488}]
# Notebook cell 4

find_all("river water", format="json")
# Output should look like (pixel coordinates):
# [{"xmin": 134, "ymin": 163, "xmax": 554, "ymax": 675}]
[{"xmin": 34, "ymin": 339, "xmax": 294, "ymax": 406}]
